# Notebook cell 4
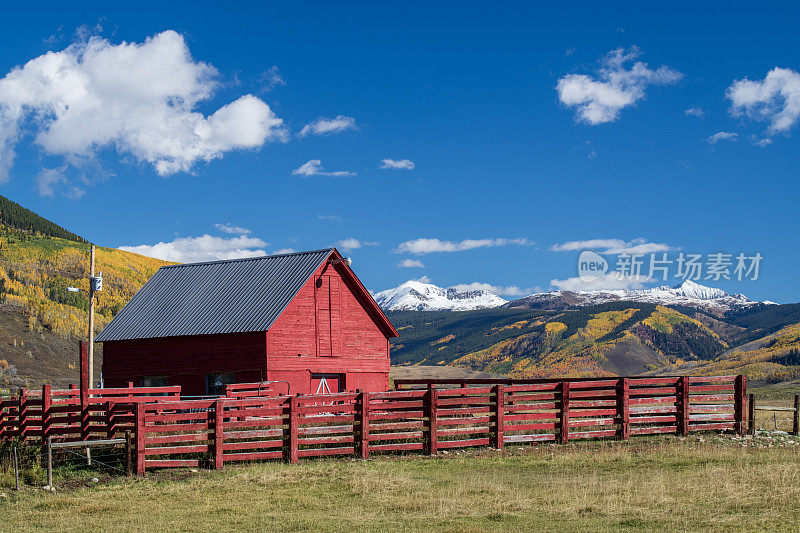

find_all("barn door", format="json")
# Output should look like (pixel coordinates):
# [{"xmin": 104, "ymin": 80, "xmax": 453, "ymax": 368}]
[
  {"xmin": 315, "ymin": 275, "xmax": 341, "ymax": 357},
  {"xmin": 310, "ymin": 373, "xmax": 342, "ymax": 394}
]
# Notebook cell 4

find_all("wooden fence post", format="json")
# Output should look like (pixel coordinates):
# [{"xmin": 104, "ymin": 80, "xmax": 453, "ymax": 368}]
[
  {"xmin": 558, "ymin": 381, "xmax": 570, "ymax": 444},
  {"xmin": 18, "ymin": 389, "xmax": 28, "ymax": 442},
  {"xmin": 734, "ymin": 375, "xmax": 746, "ymax": 436},
  {"xmin": 213, "ymin": 399, "xmax": 225, "ymax": 469},
  {"xmin": 124, "ymin": 430, "xmax": 132, "ymax": 477},
  {"xmin": 748, "ymin": 394, "xmax": 755, "ymax": 436},
  {"xmin": 426, "ymin": 388, "xmax": 439, "ymax": 455},
  {"xmin": 678, "ymin": 376, "xmax": 690, "ymax": 435},
  {"xmin": 135, "ymin": 402, "xmax": 146, "ymax": 475},
  {"xmin": 492, "ymin": 384, "xmax": 505, "ymax": 450},
  {"xmin": 41, "ymin": 384, "xmax": 52, "ymax": 447},
  {"xmin": 793, "ymin": 395, "xmax": 799, "ymax": 437},
  {"xmin": 286, "ymin": 395, "xmax": 299, "ymax": 464},
  {"xmin": 358, "ymin": 391, "xmax": 370, "ymax": 459},
  {"xmin": 617, "ymin": 378, "xmax": 629, "ymax": 440},
  {"xmin": 106, "ymin": 402, "xmax": 116, "ymax": 439}
]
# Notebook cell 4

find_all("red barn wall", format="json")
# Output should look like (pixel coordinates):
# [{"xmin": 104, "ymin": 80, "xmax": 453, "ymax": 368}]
[
  {"xmin": 102, "ymin": 332, "xmax": 266, "ymax": 396},
  {"xmin": 266, "ymin": 261, "xmax": 391, "ymax": 393}
]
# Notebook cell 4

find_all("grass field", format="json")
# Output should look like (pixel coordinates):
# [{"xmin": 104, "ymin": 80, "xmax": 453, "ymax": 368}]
[{"xmin": 1, "ymin": 433, "xmax": 799, "ymax": 532}]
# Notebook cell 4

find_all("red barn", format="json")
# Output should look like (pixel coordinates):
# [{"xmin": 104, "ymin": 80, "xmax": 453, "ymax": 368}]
[{"xmin": 96, "ymin": 248, "xmax": 398, "ymax": 396}]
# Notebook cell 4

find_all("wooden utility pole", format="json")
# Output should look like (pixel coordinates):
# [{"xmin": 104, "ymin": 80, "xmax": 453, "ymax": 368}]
[{"xmin": 88, "ymin": 244, "xmax": 95, "ymax": 388}]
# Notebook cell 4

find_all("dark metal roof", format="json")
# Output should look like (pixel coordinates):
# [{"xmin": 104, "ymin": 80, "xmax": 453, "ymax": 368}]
[{"xmin": 96, "ymin": 248, "xmax": 334, "ymax": 342}]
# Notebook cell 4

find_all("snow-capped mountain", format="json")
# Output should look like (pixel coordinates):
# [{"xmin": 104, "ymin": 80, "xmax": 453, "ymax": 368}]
[
  {"xmin": 507, "ymin": 280, "xmax": 767, "ymax": 314},
  {"xmin": 374, "ymin": 280, "xmax": 508, "ymax": 311}
]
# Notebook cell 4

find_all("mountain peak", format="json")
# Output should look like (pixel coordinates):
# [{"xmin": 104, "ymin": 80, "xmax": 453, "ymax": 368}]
[{"xmin": 375, "ymin": 280, "xmax": 507, "ymax": 311}]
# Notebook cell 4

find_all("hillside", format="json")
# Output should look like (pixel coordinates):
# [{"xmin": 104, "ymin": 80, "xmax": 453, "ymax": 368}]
[
  {"xmin": 389, "ymin": 302, "xmax": 800, "ymax": 382},
  {"xmin": 0, "ymin": 198, "xmax": 171, "ymax": 391}
]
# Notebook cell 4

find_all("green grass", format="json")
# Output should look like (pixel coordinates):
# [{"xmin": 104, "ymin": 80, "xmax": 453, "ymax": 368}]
[{"xmin": 1, "ymin": 436, "xmax": 799, "ymax": 532}]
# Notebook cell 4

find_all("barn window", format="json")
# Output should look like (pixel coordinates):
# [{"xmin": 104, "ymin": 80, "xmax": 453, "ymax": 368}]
[
  {"xmin": 141, "ymin": 376, "xmax": 167, "ymax": 387},
  {"xmin": 206, "ymin": 372, "xmax": 235, "ymax": 396}
]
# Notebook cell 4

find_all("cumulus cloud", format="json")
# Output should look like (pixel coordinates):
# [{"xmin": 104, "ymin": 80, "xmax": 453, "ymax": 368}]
[
  {"xmin": 550, "ymin": 273, "xmax": 654, "ymax": 291},
  {"xmin": 450, "ymin": 282, "xmax": 534, "ymax": 297},
  {"xmin": 298, "ymin": 115, "xmax": 356, "ymax": 137},
  {"xmin": 727, "ymin": 67, "xmax": 800, "ymax": 135},
  {"xmin": 273, "ymin": 248, "xmax": 296, "ymax": 254},
  {"xmin": 706, "ymin": 131, "xmax": 738, "ymax": 144},
  {"xmin": 397, "ymin": 258, "xmax": 425, "ymax": 268},
  {"xmin": 292, "ymin": 160, "xmax": 355, "ymax": 177},
  {"xmin": 551, "ymin": 238, "xmax": 672, "ymax": 255},
  {"xmin": 334, "ymin": 238, "xmax": 379, "ymax": 252},
  {"xmin": 119, "ymin": 234, "xmax": 269, "ymax": 263},
  {"xmin": 685, "ymin": 107, "xmax": 705, "ymax": 117},
  {"xmin": 0, "ymin": 30, "xmax": 288, "ymax": 184},
  {"xmin": 556, "ymin": 47, "xmax": 682, "ymax": 125},
  {"xmin": 214, "ymin": 223, "xmax": 251, "ymax": 235},
  {"xmin": 397, "ymin": 237, "xmax": 533, "ymax": 254},
  {"xmin": 380, "ymin": 158, "xmax": 415, "ymax": 170}
]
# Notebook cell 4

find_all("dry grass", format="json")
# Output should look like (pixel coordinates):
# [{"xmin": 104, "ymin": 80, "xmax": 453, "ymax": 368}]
[{"xmin": 1, "ymin": 435, "xmax": 799, "ymax": 532}]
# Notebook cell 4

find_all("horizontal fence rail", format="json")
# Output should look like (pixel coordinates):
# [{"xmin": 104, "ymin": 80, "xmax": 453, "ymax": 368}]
[{"xmin": 129, "ymin": 375, "xmax": 746, "ymax": 474}]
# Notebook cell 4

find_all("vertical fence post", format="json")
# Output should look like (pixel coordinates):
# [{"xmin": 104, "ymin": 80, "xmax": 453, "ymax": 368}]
[
  {"xmin": 0, "ymin": 398, "xmax": 5, "ymax": 441},
  {"xmin": 46, "ymin": 436, "xmax": 53, "ymax": 489},
  {"xmin": 213, "ymin": 399, "xmax": 224, "ymax": 470},
  {"xmin": 80, "ymin": 341, "xmax": 90, "ymax": 442},
  {"xmin": 18, "ymin": 389, "xmax": 28, "ymax": 442},
  {"xmin": 617, "ymin": 378, "xmax": 629, "ymax": 441},
  {"xmin": 426, "ymin": 388, "xmax": 439, "ymax": 455},
  {"xmin": 124, "ymin": 430, "xmax": 132, "ymax": 477},
  {"xmin": 558, "ymin": 381, "xmax": 570, "ymax": 444},
  {"xmin": 678, "ymin": 376, "xmax": 690, "ymax": 435},
  {"xmin": 358, "ymin": 391, "xmax": 370, "ymax": 459},
  {"xmin": 106, "ymin": 401, "xmax": 115, "ymax": 439},
  {"xmin": 135, "ymin": 402, "xmax": 146, "ymax": 475},
  {"xmin": 793, "ymin": 394, "xmax": 799, "ymax": 437},
  {"xmin": 41, "ymin": 384, "xmax": 52, "ymax": 448},
  {"xmin": 286, "ymin": 395, "xmax": 299, "ymax": 464},
  {"xmin": 734, "ymin": 375, "xmax": 746, "ymax": 436},
  {"xmin": 748, "ymin": 394, "xmax": 755, "ymax": 436},
  {"xmin": 492, "ymin": 384, "xmax": 505, "ymax": 450}
]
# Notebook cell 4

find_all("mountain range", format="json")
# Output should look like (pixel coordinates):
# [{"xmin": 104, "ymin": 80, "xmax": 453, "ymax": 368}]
[{"xmin": 375, "ymin": 278, "xmax": 769, "ymax": 315}]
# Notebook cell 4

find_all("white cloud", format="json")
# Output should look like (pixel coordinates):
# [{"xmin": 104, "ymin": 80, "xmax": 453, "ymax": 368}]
[
  {"xmin": 556, "ymin": 47, "xmax": 682, "ymax": 125},
  {"xmin": 380, "ymin": 158, "xmax": 415, "ymax": 170},
  {"xmin": 727, "ymin": 67, "xmax": 800, "ymax": 135},
  {"xmin": 449, "ymin": 282, "xmax": 534, "ymax": 297},
  {"xmin": 551, "ymin": 238, "xmax": 672, "ymax": 255},
  {"xmin": 397, "ymin": 258, "xmax": 425, "ymax": 268},
  {"xmin": 292, "ymin": 160, "xmax": 355, "ymax": 177},
  {"xmin": 119, "ymin": 234, "xmax": 269, "ymax": 263},
  {"xmin": 397, "ymin": 237, "xmax": 533, "ymax": 254},
  {"xmin": 334, "ymin": 238, "xmax": 379, "ymax": 252},
  {"xmin": 706, "ymin": 131, "xmax": 738, "ymax": 144},
  {"xmin": 415, "ymin": 275, "xmax": 432, "ymax": 284},
  {"xmin": 0, "ymin": 30, "xmax": 288, "ymax": 183},
  {"xmin": 550, "ymin": 273, "xmax": 654, "ymax": 291},
  {"xmin": 317, "ymin": 214, "xmax": 343, "ymax": 221},
  {"xmin": 35, "ymin": 167, "xmax": 85, "ymax": 199},
  {"xmin": 259, "ymin": 66, "xmax": 285, "ymax": 92},
  {"xmin": 298, "ymin": 115, "xmax": 356, "ymax": 138},
  {"xmin": 273, "ymin": 248, "xmax": 296, "ymax": 254},
  {"xmin": 214, "ymin": 223, "xmax": 251, "ymax": 235},
  {"xmin": 685, "ymin": 107, "xmax": 705, "ymax": 117}
]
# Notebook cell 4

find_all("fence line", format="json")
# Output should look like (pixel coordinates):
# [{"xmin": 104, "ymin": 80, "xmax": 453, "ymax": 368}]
[{"xmin": 134, "ymin": 375, "xmax": 745, "ymax": 474}]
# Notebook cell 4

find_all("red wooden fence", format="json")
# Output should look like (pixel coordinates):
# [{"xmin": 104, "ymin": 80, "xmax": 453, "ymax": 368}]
[
  {"xmin": 0, "ymin": 384, "xmax": 181, "ymax": 445},
  {"xmin": 133, "ymin": 375, "xmax": 745, "ymax": 474}
]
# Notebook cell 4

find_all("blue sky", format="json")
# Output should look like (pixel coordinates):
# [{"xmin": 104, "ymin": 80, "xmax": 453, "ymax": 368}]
[{"xmin": 0, "ymin": 2, "xmax": 797, "ymax": 302}]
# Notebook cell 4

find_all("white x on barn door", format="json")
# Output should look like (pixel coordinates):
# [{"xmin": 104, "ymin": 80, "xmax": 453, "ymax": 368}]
[{"xmin": 315, "ymin": 377, "xmax": 332, "ymax": 395}]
